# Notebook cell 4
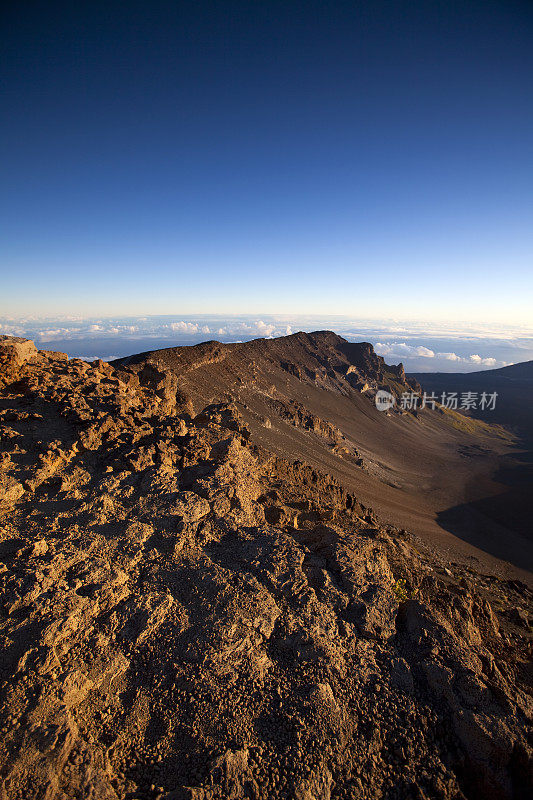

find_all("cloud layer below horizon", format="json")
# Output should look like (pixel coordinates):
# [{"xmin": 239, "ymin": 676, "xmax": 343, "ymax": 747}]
[{"xmin": 1, "ymin": 315, "xmax": 532, "ymax": 373}]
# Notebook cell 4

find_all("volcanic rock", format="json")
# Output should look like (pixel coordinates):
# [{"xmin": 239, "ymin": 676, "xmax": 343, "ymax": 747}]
[{"xmin": 0, "ymin": 335, "xmax": 530, "ymax": 800}]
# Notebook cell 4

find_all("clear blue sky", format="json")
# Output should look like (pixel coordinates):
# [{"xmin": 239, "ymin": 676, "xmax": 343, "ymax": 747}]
[{"xmin": 1, "ymin": 0, "xmax": 532, "ymax": 322}]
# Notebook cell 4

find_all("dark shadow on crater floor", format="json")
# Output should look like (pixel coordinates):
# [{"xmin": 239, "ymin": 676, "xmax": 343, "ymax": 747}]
[{"xmin": 437, "ymin": 450, "xmax": 533, "ymax": 573}]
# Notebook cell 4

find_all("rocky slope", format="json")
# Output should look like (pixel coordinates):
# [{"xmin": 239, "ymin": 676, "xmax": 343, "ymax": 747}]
[
  {"xmin": 113, "ymin": 332, "xmax": 527, "ymax": 578},
  {"xmin": 411, "ymin": 360, "xmax": 533, "ymax": 438},
  {"xmin": 0, "ymin": 335, "xmax": 531, "ymax": 800},
  {"xmin": 115, "ymin": 331, "xmax": 420, "ymax": 410}
]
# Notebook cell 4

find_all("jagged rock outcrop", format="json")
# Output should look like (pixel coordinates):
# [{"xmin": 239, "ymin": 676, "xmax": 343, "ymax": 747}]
[{"xmin": 0, "ymin": 338, "xmax": 530, "ymax": 800}]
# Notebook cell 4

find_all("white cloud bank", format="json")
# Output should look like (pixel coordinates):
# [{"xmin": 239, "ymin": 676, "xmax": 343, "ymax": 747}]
[
  {"xmin": 375, "ymin": 343, "xmax": 436, "ymax": 358},
  {"xmin": 169, "ymin": 321, "xmax": 211, "ymax": 334},
  {"xmin": 375, "ymin": 341, "xmax": 503, "ymax": 368},
  {"xmin": 1, "ymin": 315, "xmax": 528, "ymax": 371}
]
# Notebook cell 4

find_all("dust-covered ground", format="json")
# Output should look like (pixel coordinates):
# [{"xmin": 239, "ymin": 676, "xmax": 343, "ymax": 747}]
[{"xmin": 0, "ymin": 336, "xmax": 531, "ymax": 800}]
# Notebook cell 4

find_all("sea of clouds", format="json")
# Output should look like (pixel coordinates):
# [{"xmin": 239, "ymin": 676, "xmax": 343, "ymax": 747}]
[{"xmin": 1, "ymin": 315, "xmax": 532, "ymax": 373}]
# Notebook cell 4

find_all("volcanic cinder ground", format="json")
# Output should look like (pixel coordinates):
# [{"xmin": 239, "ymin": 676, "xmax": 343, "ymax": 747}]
[{"xmin": 0, "ymin": 332, "xmax": 531, "ymax": 800}]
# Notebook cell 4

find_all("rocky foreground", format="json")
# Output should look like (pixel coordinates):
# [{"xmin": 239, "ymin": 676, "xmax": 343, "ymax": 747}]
[{"xmin": 0, "ymin": 336, "xmax": 531, "ymax": 800}]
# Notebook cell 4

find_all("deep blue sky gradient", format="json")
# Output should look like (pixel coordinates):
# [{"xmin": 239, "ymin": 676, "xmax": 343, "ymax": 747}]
[{"xmin": 1, "ymin": 1, "xmax": 532, "ymax": 320}]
